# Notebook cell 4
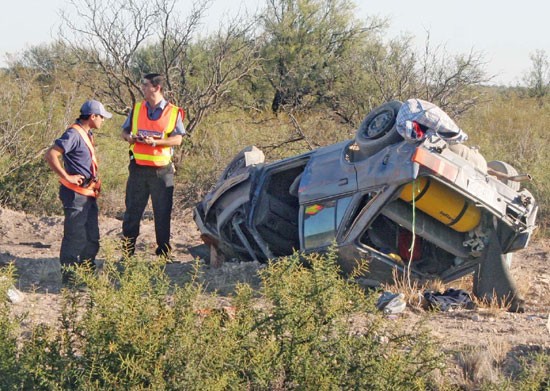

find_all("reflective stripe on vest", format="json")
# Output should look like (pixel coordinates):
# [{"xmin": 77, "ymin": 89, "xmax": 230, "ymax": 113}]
[
  {"xmin": 130, "ymin": 101, "xmax": 180, "ymax": 167},
  {"xmin": 59, "ymin": 123, "xmax": 101, "ymax": 198}
]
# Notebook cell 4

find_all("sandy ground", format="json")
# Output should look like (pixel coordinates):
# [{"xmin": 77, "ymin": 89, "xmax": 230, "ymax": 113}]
[{"xmin": 1, "ymin": 206, "xmax": 548, "ymax": 370}]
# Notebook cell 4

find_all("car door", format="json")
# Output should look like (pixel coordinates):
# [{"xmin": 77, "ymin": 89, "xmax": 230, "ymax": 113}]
[{"xmin": 297, "ymin": 141, "xmax": 358, "ymax": 250}]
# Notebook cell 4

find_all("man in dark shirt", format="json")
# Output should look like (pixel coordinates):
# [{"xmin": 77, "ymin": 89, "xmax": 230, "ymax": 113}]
[{"xmin": 45, "ymin": 100, "xmax": 112, "ymax": 284}]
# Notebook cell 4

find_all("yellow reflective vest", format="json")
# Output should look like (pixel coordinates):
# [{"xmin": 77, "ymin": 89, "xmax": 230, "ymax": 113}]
[{"xmin": 130, "ymin": 101, "xmax": 180, "ymax": 167}]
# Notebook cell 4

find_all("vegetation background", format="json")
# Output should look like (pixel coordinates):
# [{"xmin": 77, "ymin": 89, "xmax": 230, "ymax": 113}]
[{"xmin": 0, "ymin": 0, "xmax": 547, "ymax": 232}]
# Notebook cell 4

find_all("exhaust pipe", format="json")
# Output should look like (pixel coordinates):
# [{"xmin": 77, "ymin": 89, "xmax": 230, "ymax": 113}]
[{"xmin": 487, "ymin": 168, "xmax": 532, "ymax": 183}]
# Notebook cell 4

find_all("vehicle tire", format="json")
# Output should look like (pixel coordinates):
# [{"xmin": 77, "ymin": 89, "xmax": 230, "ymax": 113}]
[
  {"xmin": 355, "ymin": 100, "xmax": 403, "ymax": 155},
  {"xmin": 487, "ymin": 160, "xmax": 520, "ymax": 191}
]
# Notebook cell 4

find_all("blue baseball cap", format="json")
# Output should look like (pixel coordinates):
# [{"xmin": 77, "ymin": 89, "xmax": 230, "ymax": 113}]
[{"xmin": 80, "ymin": 100, "xmax": 113, "ymax": 119}]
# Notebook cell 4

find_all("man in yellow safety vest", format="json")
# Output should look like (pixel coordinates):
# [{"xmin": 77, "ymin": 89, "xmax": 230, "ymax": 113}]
[{"xmin": 120, "ymin": 73, "xmax": 185, "ymax": 258}]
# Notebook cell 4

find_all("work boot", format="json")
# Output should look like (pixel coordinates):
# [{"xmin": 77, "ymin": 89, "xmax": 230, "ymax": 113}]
[{"xmin": 156, "ymin": 245, "xmax": 174, "ymax": 263}]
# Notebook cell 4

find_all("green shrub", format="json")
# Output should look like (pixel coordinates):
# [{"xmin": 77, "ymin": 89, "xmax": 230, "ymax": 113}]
[
  {"xmin": 1, "ymin": 247, "xmax": 450, "ymax": 389},
  {"xmin": 0, "ymin": 160, "xmax": 59, "ymax": 215},
  {"xmin": 2, "ymin": 247, "xmax": 549, "ymax": 389},
  {"xmin": 254, "ymin": 250, "xmax": 444, "ymax": 390},
  {"xmin": 511, "ymin": 351, "xmax": 550, "ymax": 391}
]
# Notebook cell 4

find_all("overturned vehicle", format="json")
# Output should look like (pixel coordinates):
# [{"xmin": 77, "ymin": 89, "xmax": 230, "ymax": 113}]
[{"xmin": 194, "ymin": 100, "xmax": 538, "ymax": 311}]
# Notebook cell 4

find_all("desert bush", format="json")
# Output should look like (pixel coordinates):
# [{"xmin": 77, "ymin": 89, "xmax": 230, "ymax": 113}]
[
  {"xmin": 510, "ymin": 350, "xmax": 550, "ymax": 390},
  {"xmin": 0, "ymin": 160, "xmax": 59, "ymax": 215},
  {"xmin": 254, "ymin": 250, "xmax": 444, "ymax": 390},
  {"xmin": 1, "ymin": 249, "xmax": 549, "ymax": 389},
  {"xmin": 0, "ymin": 248, "xmax": 449, "ymax": 389},
  {"xmin": 450, "ymin": 345, "xmax": 550, "ymax": 391}
]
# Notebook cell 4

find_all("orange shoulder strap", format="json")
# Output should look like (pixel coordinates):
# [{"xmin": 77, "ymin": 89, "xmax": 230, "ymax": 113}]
[{"xmin": 70, "ymin": 123, "xmax": 98, "ymax": 176}]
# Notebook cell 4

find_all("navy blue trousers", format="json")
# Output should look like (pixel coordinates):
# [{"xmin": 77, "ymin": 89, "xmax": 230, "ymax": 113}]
[{"xmin": 59, "ymin": 185, "xmax": 99, "ymax": 267}]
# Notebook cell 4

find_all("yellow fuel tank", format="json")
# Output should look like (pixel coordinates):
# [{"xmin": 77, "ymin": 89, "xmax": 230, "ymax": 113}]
[{"xmin": 399, "ymin": 177, "xmax": 480, "ymax": 232}]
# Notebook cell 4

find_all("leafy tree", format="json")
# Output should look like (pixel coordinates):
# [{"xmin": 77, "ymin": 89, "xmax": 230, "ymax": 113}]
[
  {"xmin": 523, "ymin": 49, "xmax": 549, "ymax": 102},
  {"xmin": 259, "ymin": 0, "xmax": 385, "ymax": 113},
  {"xmin": 327, "ymin": 36, "xmax": 417, "ymax": 125},
  {"xmin": 258, "ymin": 0, "xmax": 489, "ymax": 129}
]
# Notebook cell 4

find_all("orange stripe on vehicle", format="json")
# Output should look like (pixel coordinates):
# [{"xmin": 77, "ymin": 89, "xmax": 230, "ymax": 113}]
[{"xmin": 412, "ymin": 148, "xmax": 458, "ymax": 181}]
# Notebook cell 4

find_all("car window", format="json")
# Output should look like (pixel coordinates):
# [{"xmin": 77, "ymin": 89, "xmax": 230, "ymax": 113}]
[
  {"xmin": 336, "ymin": 197, "xmax": 352, "ymax": 226},
  {"xmin": 303, "ymin": 196, "xmax": 352, "ymax": 249}
]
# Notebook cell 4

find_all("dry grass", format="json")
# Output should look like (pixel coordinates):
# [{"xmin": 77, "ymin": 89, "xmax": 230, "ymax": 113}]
[
  {"xmin": 462, "ymin": 93, "xmax": 549, "ymax": 229},
  {"xmin": 451, "ymin": 338, "xmax": 513, "ymax": 390},
  {"xmin": 474, "ymin": 298, "xmax": 511, "ymax": 318},
  {"xmin": 382, "ymin": 268, "xmax": 449, "ymax": 310},
  {"xmin": 384, "ymin": 268, "xmax": 519, "ymax": 315}
]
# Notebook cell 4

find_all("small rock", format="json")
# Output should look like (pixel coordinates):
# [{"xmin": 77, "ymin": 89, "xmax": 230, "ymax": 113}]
[
  {"xmin": 546, "ymin": 314, "xmax": 550, "ymax": 334},
  {"xmin": 472, "ymin": 314, "xmax": 481, "ymax": 322}
]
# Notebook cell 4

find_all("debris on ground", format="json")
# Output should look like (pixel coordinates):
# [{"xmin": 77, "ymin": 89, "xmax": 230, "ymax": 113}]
[
  {"xmin": 376, "ymin": 291, "xmax": 406, "ymax": 314},
  {"xmin": 423, "ymin": 288, "xmax": 476, "ymax": 312}
]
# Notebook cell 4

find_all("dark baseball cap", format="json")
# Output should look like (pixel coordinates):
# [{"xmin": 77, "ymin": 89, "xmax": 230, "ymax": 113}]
[{"xmin": 80, "ymin": 100, "xmax": 113, "ymax": 119}]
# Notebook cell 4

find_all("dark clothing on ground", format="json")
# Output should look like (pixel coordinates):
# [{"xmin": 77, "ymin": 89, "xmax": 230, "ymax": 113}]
[
  {"xmin": 122, "ymin": 159, "xmax": 175, "ymax": 256},
  {"xmin": 423, "ymin": 288, "xmax": 476, "ymax": 312}
]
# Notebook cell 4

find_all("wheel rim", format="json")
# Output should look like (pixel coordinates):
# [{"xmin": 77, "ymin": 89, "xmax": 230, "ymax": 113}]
[{"xmin": 366, "ymin": 110, "xmax": 393, "ymax": 138}]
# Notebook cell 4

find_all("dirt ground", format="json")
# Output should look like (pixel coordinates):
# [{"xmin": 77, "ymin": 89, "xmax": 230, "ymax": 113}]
[{"xmin": 1, "ymin": 206, "xmax": 548, "ymax": 370}]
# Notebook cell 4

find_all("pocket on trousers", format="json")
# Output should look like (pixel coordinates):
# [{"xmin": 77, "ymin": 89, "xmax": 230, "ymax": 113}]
[
  {"xmin": 157, "ymin": 163, "xmax": 175, "ymax": 187},
  {"xmin": 59, "ymin": 185, "xmax": 76, "ymax": 206}
]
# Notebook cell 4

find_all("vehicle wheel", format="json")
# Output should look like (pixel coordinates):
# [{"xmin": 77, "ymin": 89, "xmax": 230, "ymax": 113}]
[
  {"xmin": 355, "ymin": 101, "xmax": 403, "ymax": 155},
  {"xmin": 487, "ymin": 160, "xmax": 520, "ymax": 191}
]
